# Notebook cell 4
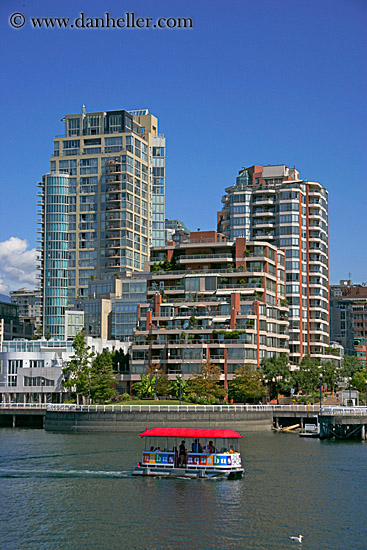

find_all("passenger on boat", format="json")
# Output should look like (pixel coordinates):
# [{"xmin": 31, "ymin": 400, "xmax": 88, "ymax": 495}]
[
  {"xmin": 191, "ymin": 439, "xmax": 202, "ymax": 453},
  {"xmin": 179, "ymin": 440, "xmax": 187, "ymax": 467},
  {"xmin": 173, "ymin": 447, "xmax": 179, "ymax": 467},
  {"xmin": 208, "ymin": 441, "xmax": 216, "ymax": 453},
  {"xmin": 229, "ymin": 445, "xmax": 235, "ymax": 454}
]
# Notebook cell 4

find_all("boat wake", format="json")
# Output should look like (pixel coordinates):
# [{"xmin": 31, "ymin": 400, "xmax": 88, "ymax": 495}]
[{"xmin": 0, "ymin": 468, "xmax": 132, "ymax": 479}]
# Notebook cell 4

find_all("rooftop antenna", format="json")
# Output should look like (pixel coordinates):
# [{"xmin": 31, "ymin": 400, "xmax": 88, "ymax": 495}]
[{"xmin": 81, "ymin": 105, "xmax": 86, "ymax": 115}]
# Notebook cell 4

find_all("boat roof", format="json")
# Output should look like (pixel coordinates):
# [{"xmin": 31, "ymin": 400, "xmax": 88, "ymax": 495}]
[{"xmin": 140, "ymin": 428, "xmax": 243, "ymax": 439}]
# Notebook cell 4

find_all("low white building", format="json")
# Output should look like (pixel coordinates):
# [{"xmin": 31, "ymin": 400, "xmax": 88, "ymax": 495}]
[{"xmin": 0, "ymin": 337, "xmax": 128, "ymax": 404}]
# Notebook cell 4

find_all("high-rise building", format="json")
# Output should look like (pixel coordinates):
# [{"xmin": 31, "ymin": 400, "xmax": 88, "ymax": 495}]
[
  {"xmin": 165, "ymin": 219, "xmax": 190, "ymax": 245},
  {"xmin": 218, "ymin": 164, "xmax": 330, "ymax": 364},
  {"xmin": 130, "ymin": 230, "xmax": 289, "ymax": 390},
  {"xmin": 38, "ymin": 173, "xmax": 70, "ymax": 339},
  {"xmin": 38, "ymin": 107, "xmax": 165, "ymax": 338},
  {"xmin": 10, "ymin": 288, "xmax": 42, "ymax": 333},
  {"xmin": 330, "ymin": 280, "xmax": 367, "ymax": 365}
]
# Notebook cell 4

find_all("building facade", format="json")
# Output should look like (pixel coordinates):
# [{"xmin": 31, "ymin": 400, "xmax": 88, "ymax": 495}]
[
  {"xmin": 38, "ymin": 173, "xmax": 70, "ymax": 339},
  {"xmin": 75, "ymin": 273, "xmax": 148, "ymax": 341},
  {"xmin": 218, "ymin": 164, "xmax": 330, "ymax": 364},
  {"xmin": 38, "ymin": 106, "xmax": 165, "ymax": 337},
  {"xmin": 0, "ymin": 301, "xmax": 33, "ymax": 341},
  {"xmin": 165, "ymin": 219, "xmax": 190, "ymax": 245},
  {"xmin": 0, "ymin": 337, "xmax": 128, "ymax": 403},
  {"xmin": 330, "ymin": 280, "xmax": 367, "ymax": 365},
  {"xmin": 130, "ymin": 231, "xmax": 289, "ymax": 389},
  {"xmin": 10, "ymin": 288, "xmax": 42, "ymax": 333}
]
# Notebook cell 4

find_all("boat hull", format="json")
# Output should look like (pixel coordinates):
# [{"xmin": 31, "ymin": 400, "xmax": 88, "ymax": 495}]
[{"xmin": 132, "ymin": 465, "xmax": 244, "ymax": 479}]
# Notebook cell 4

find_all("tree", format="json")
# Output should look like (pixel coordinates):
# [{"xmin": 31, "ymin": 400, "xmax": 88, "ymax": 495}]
[
  {"xmin": 229, "ymin": 366, "xmax": 263, "ymax": 403},
  {"xmin": 189, "ymin": 316, "xmax": 198, "ymax": 328},
  {"xmin": 62, "ymin": 333, "xmax": 95, "ymax": 404},
  {"xmin": 189, "ymin": 360, "xmax": 226, "ymax": 399},
  {"xmin": 90, "ymin": 350, "xmax": 116, "ymax": 402},
  {"xmin": 319, "ymin": 360, "xmax": 340, "ymax": 393},
  {"xmin": 133, "ymin": 373, "xmax": 155, "ymax": 399},
  {"xmin": 341, "ymin": 355, "xmax": 364, "ymax": 378},
  {"xmin": 171, "ymin": 375, "xmax": 190, "ymax": 400},
  {"xmin": 132, "ymin": 364, "xmax": 172, "ymax": 399},
  {"xmin": 261, "ymin": 354, "xmax": 290, "ymax": 403},
  {"xmin": 352, "ymin": 370, "xmax": 367, "ymax": 393}
]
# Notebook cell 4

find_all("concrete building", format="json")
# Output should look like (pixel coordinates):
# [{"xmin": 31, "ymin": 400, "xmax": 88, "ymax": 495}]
[
  {"xmin": 329, "ymin": 286, "xmax": 355, "ymax": 356},
  {"xmin": 0, "ymin": 337, "xmax": 128, "ymax": 404},
  {"xmin": 165, "ymin": 219, "xmax": 190, "ymax": 245},
  {"xmin": 130, "ymin": 231, "xmax": 289, "ymax": 390},
  {"xmin": 218, "ymin": 164, "xmax": 330, "ymax": 364},
  {"xmin": 75, "ymin": 273, "xmax": 148, "ymax": 341},
  {"xmin": 0, "ymin": 301, "xmax": 33, "ymax": 341},
  {"xmin": 38, "ymin": 106, "xmax": 165, "ymax": 337},
  {"xmin": 10, "ymin": 288, "xmax": 42, "ymax": 333},
  {"xmin": 330, "ymin": 280, "xmax": 367, "ymax": 365}
]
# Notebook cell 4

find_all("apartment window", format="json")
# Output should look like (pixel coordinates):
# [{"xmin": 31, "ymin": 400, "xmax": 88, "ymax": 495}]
[
  {"xmin": 63, "ymin": 140, "xmax": 80, "ymax": 155},
  {"xmin": 68, "ymin": 118, "xmax": 80, "ymax": 136}
]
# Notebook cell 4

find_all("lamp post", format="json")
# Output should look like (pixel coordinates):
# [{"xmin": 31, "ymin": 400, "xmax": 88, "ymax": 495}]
[
  {"xmin": 264, "ymin": 378, "xmax": 269, "ymax": 404},
  {"xmin": 319, "ymin": 373, "xmax": 323, "ymax": 411},
  {"xmin": 88, "ymin": 370, "xmax": 91, "ymax": 405},
  {"xmin": 155, "ymin": 368, "xmax": 158, "ymax": 400},
  {"xmin": 178, "ymin": 373, "xmax": 182, "ymax": 406},
  {"xmin": 41, "ymin": 377, "xmax": 45, "ymax": 405},
  {"xmin": 348, "ymin": 376, "xmax": 352, "ymax": 406}
]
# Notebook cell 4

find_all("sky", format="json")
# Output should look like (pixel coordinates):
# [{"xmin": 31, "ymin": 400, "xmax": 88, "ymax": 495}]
[{"xmin": 0, "ymin": 0, "xmax": 366, "ymax": 293}]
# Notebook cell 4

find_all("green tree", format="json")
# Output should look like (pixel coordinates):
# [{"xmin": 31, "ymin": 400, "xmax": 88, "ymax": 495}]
[
  {"xmin": 341, "ymin": 355, "xmax": 364, "ymax": 377},
  {"xmin": 189, "ymin": 360, "xmax": 226, "ymax": 399},
  {"xmin": 62, "ymin": 333, "xmax": 95, "ymax": 404},
  {"xmin": 261, "ymin": 354, "xmax": 290, "ymax": 403},
  {"xmin": 133, "ymin": 373, "xmax": 155, "ymax": 399},
  {"xmin": 90, "ymin": 350, "xmax": 116, "ymax": 402},
  {"xmin": 189, "ymin": 316, "xmax": 198, "ymax": 328},
  {"xmin": 292, "ymin": 354, "xmax": 322, "ymax": 395},
  {"xmin": 229, "ymin": 366, "xmax": 263, "ymax": 403},
  {"xmin": 352, "ymin": 370, "xmax": 367, "ymax": 392},
  {"xmin": 319, "ymin": 360, "xmax": 340, "ymax": 393},
  {"xmin": 171, "ymin": 375, "xmax": 190, "ymax": 400},
  {"xmin": 132, "ymin": 365, "xmax": 172, "ymax": 399}
]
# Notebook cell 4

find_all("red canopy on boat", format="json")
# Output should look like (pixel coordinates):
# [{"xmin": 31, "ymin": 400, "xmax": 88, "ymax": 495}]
[{"xmin": 140, "ymin": 428, "xmax": 243, "ymax": 439}]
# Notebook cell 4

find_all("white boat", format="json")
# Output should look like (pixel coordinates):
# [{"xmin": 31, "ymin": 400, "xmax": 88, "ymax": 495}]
[{"xmin": 132, "ymin": 427, "xmax": 244, "ymax": 479}]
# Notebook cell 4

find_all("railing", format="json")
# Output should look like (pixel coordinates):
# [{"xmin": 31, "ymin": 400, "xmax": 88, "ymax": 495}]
[
  {"xmin": 320, "ymin": 407, "xmax": 367, "ymax": 416},
  {"xmin": 178, "ymin": 254, "xmax": 233, "ymax": 261},
  {"xmin": 44, "ymin": 404, "xmax": 322, "ymax": 413},
  {"xmin": 0, "ymin": 403, "xmax": 48, "ymax": 410},
  {"xmin": 3, "ymin": 403, "xmax": 366, "ymax": 415}
]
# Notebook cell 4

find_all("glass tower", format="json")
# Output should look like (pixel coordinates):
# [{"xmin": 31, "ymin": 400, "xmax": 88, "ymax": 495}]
[
  {"xmin": 38, "ymin": 173, "xmax": 69, "ymax": 338},
  {"xmin": 44, "ymin": 107, "xmax": 165, "ymax": 304}
]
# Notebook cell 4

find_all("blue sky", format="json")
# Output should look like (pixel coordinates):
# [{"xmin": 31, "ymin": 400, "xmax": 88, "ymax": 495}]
[{"xmin": 0, "ymin": 0, "xmax": 366, "ymax": 292}]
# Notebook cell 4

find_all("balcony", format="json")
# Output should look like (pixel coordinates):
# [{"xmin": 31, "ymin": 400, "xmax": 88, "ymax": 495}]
[{"xmin": 177, "ymin": 253, "xmax": 233, "ymax": 263}]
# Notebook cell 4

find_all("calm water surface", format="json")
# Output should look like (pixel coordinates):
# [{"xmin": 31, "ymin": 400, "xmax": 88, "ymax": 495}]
[{"xmin": 0, "ymin": 429, "xmax": 366, "ymax": 550}]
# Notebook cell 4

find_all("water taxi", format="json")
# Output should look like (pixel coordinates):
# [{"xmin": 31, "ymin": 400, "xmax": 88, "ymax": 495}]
[{"xmin": 132, "ymin": 427, "xmax": 244, "ymax": 479}]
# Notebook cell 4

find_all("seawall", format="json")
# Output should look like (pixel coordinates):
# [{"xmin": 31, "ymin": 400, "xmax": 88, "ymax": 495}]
[{"xmin": 44, "ymin": 409, "xmax": 273, "ymax": 432}]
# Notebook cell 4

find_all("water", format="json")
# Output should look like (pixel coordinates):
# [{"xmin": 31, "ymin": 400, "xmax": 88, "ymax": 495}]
[{"xmin": 0, "ymin": 429, "xmax": 366, "ymax": 550}]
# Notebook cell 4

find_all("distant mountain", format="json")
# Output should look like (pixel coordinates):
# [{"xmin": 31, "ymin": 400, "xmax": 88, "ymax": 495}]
[{"xmin": 0, "ymin": 294, "xmax": 11, "ymax": 303}]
